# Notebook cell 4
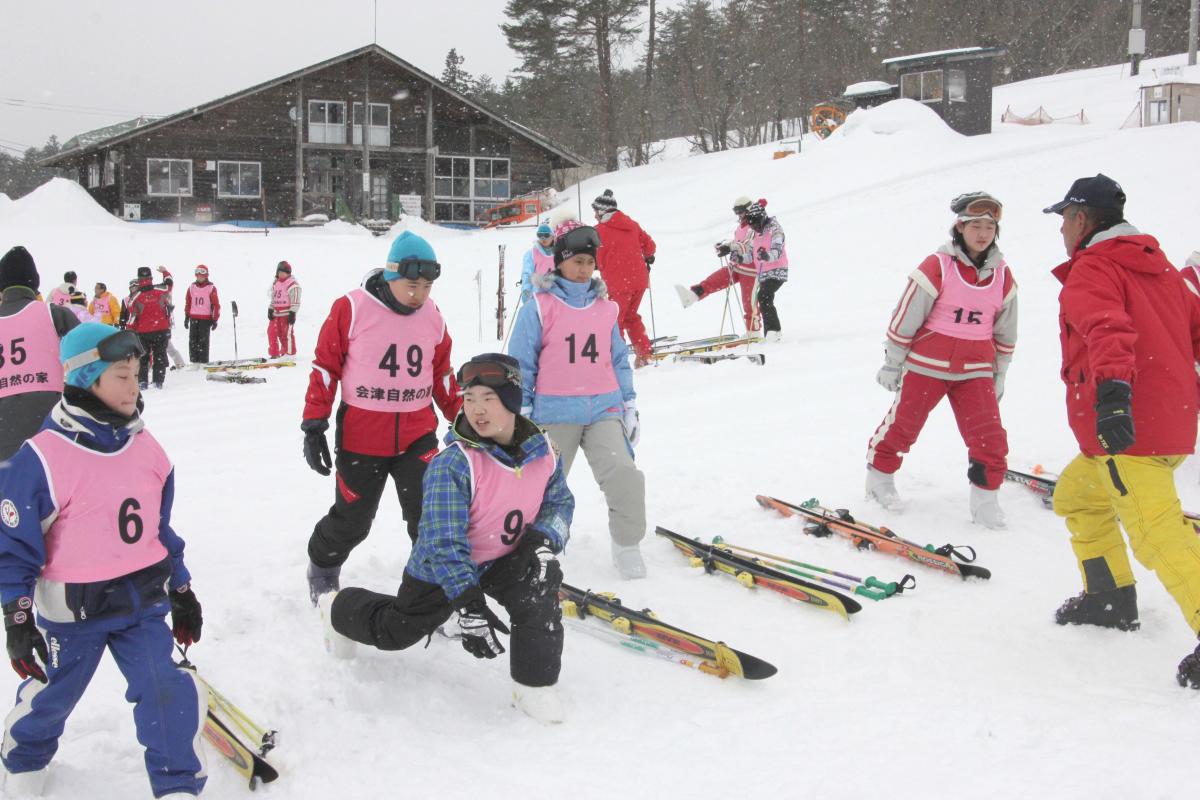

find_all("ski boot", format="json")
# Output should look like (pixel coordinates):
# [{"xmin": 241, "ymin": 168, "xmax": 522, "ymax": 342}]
[
  {"xmin": 1177, "ymin": 639, "xmax": 1200, "ymax": 689},
  {"xmin": 306, "ymin": 561, "xmax": 341, "ymax": 607},
  {"xmin": 512, "ymin": 682, "xmax": 564, "ymax": 724},
  {"xmin": 674, "ymin": 284, "xmax": 701, "ymax": 308},
  {"xmin": 764, "ymin": 331, "xmax": 782, "ymax": 343},
  {"xmin": 1055, "ymin": 585, "xmax": 1139, "ymax": 631},
  {"xmin": 865, "ymin": 466, "xmax": 904, "ymax": 512},
  {"xmin": 969, "ymin": 485, "xmax": 1006, "ymax": 529},
  {"xmin": 317, "ymin": 592, "xmax": 356, "ymax": 660},
  {"xmin": 2, "ymin": 766, "xmax": 49, "ymax": 797},
  {"xmin": 611, "ymin": 542, "xmax": 647, "ymax": 580}
]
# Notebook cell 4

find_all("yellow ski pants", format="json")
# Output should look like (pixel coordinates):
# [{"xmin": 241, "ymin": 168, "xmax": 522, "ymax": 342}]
[{"xmin": 1053, "ymin": 453, "xmax": 1200, "ymax": 635}]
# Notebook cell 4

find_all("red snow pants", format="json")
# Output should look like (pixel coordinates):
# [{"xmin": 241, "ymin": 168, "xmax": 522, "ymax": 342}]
[
  {"xmin": 866, "ymin": 370, "xmax": 1008, "ymax": 490},
  {"xmin": 268, "ymin": 316, "xmax": 295, "ymax": 357},
  {"xmin": 698, "ymin": 267, "xmax": 758, "ymax": 331},
  {"xmin": 608, "ymin": 288, "xmax": 652, "ymax": 357}
]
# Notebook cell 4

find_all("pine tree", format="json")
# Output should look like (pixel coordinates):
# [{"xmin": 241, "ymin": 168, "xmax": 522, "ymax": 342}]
[{"xmin": 440, "ymin": 48, "xmax": 474, "ymax": 94}]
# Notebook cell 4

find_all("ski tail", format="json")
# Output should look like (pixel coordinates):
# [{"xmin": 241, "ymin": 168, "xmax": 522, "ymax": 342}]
[{"xmin": 203, "ymin": 710, "xmax": 279, "ymax": 788}]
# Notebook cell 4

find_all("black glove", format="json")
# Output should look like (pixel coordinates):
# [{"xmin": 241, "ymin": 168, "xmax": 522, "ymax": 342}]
[
  {"xmin": 644, "ymin": 255, "xmax": 655, "ymax": 269},
  {"xmin": 715, "ymin": 243, "xmax": 732, "ymax": 258},
  {"xmin": 757, "ymin": 247, "xmax": 769, "ymax": 261},
  {"xmin": 4, "ymin": 597, "xmax": 48, "ymax": 683},
  {"xmin": 267, "ymin": 308, "xmax": 274, "ymax": 322},
  {"xmin": 169, "ymin": 584, "xmax": 203, "ymax": 646},
  {"xmin": 1095, "ymin": 380, "xmax": 1135, "ymax": 454},
  {"xmin": 516, "ymin": 529, "xmax": 562, "ymax": 595},
  {"xmin": 455, "ymin": 592, "xmax": 509, "ymax": 659},
  {"xmin": 211, "ymin": 320, "xmax": 218, "ymax": 331},
  {"xmin": 288, "ymin": 311, "xmax": 296, "ymax": 325},
  {"xmin": 183, "ymin": 316, "xmax": 190, "ymax": 329},
  {"xmin": 301, "ymin": 418, "xmax": 333, "ymax": 476}
]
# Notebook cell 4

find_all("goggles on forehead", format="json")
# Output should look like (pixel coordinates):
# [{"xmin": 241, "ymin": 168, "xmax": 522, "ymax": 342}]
[
  {"xmin": 957, "ymin": 198, "xmax": 1002, "ymax": 222},
  {"xmin": 62, "ymin": 330, "xmax": 145, "ymax": 374},
  {"xmin": 457, "ymin": 359, "xmax": 520, "ymax": 390},
  {"xmin": 385, "ymin": 259, "xmax": 442, "ymax": 281},
  {"xmin": 557, "ymin": 226, "xmax": 601, "ymax": 253}
]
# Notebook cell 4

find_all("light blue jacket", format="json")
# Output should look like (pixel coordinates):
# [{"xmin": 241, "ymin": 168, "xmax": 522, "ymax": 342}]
[
  {"xmin": 519, "ymin": 244, "xmax": 554, "ymax": 300},
  {"xmin": 507, "ymin": 273, "xmax": 635, "ymax": 426}
]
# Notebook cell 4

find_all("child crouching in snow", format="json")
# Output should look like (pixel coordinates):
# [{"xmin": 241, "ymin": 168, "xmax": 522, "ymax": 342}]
[
  {"xmin": 0, "ymin": 322, "xmax": 206, "ymax": 798},
  {"xmin": 324, "ymin": 353, "xmax": 574, "ymax": 724}
]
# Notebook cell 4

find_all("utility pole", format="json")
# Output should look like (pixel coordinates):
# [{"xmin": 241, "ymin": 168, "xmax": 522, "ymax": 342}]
[
  {"xmin": 362, "ymin": 53, "xmax": 371, "ymax": 218},
  {"xmin": 1189, "ymin": 0, "xmax": 1198, "ymax": 67},
  {"xmin": 1129, "ymin": 0, "xmax": 1145, "ymax": 77}
]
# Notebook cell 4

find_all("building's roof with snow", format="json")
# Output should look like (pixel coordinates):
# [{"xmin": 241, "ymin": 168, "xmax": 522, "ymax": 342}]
[
  {"xmin": 882, "ymin": 46, "xmax": 1006, "ymax": 70},
  {"xmin": 843, "ymin": 81, "xmax": 895, "ymax": 97},
  {"xmin": 60, "ymin": 116, "xmax": 159, "ymax": 153}
]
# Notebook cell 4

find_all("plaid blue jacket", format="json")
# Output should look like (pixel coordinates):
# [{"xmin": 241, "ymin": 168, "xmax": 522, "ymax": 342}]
[{"xmin": 404, "ymin": 415, "xmax": 573, "ymax": 602}]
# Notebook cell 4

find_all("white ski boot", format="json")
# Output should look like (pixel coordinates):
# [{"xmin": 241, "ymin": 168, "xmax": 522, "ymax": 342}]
[
  {"xmin": 674, "ymin": 284, "xmax": 699, "ymax": 308},
  {"xmin": 970, "ymin": 485, "xmax": 1007, "ymax": 529},
  {"xmin": 865, "ymin": 466, "xmax": 904, "ymax": 512},
  {"xmin": 512, "ymin": 682, "xmax": 564, "ymax": 724},
  {"xmin": 611, "ymin": 542, "xmax": 647, "ymax": 579},
  {"xmin": 764, "ymin": 331, "xmax": 782, "ymax": 343},
  {"xmin": 2, "ymin": 766, "xmax": 48, "ymax": 797},
  {"xmin": 317, "ymin": 592, "xmax": 356, "ymax": 660}
]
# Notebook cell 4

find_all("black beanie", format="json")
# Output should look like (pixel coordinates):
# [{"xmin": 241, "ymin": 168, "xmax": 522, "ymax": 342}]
[
  {"xmin": 64, "ymin": 270, "xmax": 78, "ymax": 284},
  {"xmin": 591, "ymin": 188, "xmax": 617, "ymax": 213},
  {"xmin": 277, "ymin": 260, "xmax": 292, "ymax": 275},
  {"xmin": 460, "ymin": 352, "xmax": 523, "ymax": 415},
  {"xmin": 0, "ymin": 246, "xmax": 39, "ymax": 292}
]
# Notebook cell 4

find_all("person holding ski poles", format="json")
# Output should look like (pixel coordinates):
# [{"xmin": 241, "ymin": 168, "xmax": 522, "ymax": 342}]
[
  {"xmin": 592, "ymin": 189, "xmax": 656, "ymax": 367},
  {"xmin": 1041, "ymin": 174, "xmax": 1200, "ymax": 690},
  {"xmin": 674, "ymin": 196, "xmax": 760, "ymax": 332},
  {"xmin": 0, "ymin": 322, "xmax": 206, "ymax": 798},
  {"xmin": 321, "ymin": 353, "xmax": 574, "ymax": 723},
  {"xmin": 865, "ymin": 191, "xmax": 1017, "ymax": 528},
  {"xmin": 519, "ymin": 224, "xmax": 556, "ymax": 303},
  {"xmin": 268, "ymin": 261, "xmax": 301, "ymax": 358},
  {"xmin": 508, "ymin": 223, "xmax": 647, "ymax": 579},
  {"xmin": 301, "ymin": 232, "xmax": 461, "ymax": 606},
  {"xmin": 184, "ymin": 265, "xmax": 220, "ymax": 364}
]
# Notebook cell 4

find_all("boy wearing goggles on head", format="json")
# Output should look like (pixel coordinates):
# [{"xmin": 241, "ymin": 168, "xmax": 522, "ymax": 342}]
[
  {"xmin": 519, "ymin": 224, "xmax": 556, "ymax": 303},
  {"xmin": 325, "ymin": 352, "xmax": 574, "ymax": 723},
  {"xmin": 866, "ymin": 191, "xmax": 1017, "ymax": 528},
  {"xmin": 301, "ymin": 231, "xmax": 462, "ymax": 607},
  {"xmin": 0, "ymin": 322, "xmax": 206, "ymax": 798},
  {"xmin": 267, "ymin": 260, "xmax": 302, "ymax": 358},
  {"xmin": 507, "ymin": 223, "xmax": 647, "ymax": 579}
]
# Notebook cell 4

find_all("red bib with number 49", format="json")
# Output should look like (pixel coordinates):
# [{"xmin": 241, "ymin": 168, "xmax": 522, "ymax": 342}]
[
  {"xmin": 29, "ymin": 429, "xmax": 171, "ymax": 583},
  {"xmin": 341, "ymin": 288, "xmax": 445, "ymax": 412},
  {"xmin": 458, "ymin": 442, "xmax": 557, "ymax": 565},
  {"xmin": 534, "ymin": 293, "xmax": 619, "ymax": 396}
]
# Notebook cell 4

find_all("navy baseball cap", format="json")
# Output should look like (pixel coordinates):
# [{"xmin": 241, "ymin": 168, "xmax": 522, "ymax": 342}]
[{"xmin": 1043, "ymin": 174, "xmax": 1126, "ymax": 215}]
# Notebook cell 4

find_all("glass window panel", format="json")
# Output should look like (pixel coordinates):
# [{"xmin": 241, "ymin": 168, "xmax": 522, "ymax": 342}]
[
  {"xmin": 492, "ymin": 179, "xmax": 509, "ymax": 199},
  {"xmin": 436, "ymin": 157, "xmax": 453, "ymax": 177},
  {"xmin": 328, "ymin": 103, "xmax": 344, "ymax": 123},
  {"xmin": 241, "ymin": 164, "xmax": 261, "ymax": 196},
  {"xmin": 369, "ymin": 127, "xmax": 389, "ymax": 147},
  {"xmin": 435, "ymin": 201, "xmax": 453, "ymax": 221},
  {"xmin": 474, "ymin": 179, "xmax": 490, "ymax": 198},
  {"xmin": 171, "ymin": 160, "xmax": 191, "ymax": 193},
  {"xmin": 352, "ymin": 103, "xmax": 364, "ymax": 124},
  {"xmin": 492, "ymin": 159, "xmax": 509, "ymax": 178},
  {"xmin": 475, "ymin": 160, "xmax": 491, "ymax": 179},
  {"xmin": 900, "ymin": 73, "xmax": 920, "ymax": 101},
  {"xmin": 435, "ymin": 177, "xmax": 452, "ymax": 196},
  {"xmin": 452, "ymin": 177, "xmax": 469, "ymax": 197},
  {"xmin": 310, "ymin": 101, "xmax": 326, "ymax": 123},
  {"xmin": 452, "ymin": 202, "xmax": 471, "ymax": 221},
  {"xmin": 371, "ymin": 105, "xmax": 389, "ymax": 126},
  {"xmin": 454, "ymin": 158, "xmax": 470, "ymax": 178},
  {"xmin": 947, "ymin": 70, "xmax": 966, "ymax": 102}
]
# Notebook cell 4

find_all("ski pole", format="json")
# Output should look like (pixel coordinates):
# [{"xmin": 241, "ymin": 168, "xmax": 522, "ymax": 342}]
[
  {"xmin": 502, "ymin": 288, "xmax": 525, "ymax": 350},
  {"xmin": 647, "ymin": 281, "xmax": 657, "ymax": 342},
  {"xmin": 711, "ymin": 536, "xmax": 912, "ymax": 598},
  {"xmin": 230, "ymin": 301, "xmax": 240, "ymax": 361}
]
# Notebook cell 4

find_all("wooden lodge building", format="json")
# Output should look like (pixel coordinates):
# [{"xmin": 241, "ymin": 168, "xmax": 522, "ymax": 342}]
[{"xmin": 42, "ymin": 44, "xmax": 585, "ymax": 226}]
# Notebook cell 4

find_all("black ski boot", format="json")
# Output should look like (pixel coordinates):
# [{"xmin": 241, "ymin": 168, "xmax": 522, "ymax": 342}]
[
  {"xmin": 306, "ymin": 562, "xmax": 341, "ymax": 607},
  {"xmin": 1055, "ymin": 585, "xmax": 1139, "ymax": 631},
  {"xmin": 1177, "ymin": 640, "xmax": 1200, "ymax": 689}
]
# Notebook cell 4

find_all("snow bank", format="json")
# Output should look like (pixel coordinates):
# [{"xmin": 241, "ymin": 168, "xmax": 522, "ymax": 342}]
[
  {"xmin": 831, "ymin": 98, "xmax": 959, "ymax": 140},
  {"xmin": 0, "ymin": 177, "xmax": 121, "ymax": 228},
  {"xmin": 318, "ymin": 219, "xmax": 372, "ymax": 236}
]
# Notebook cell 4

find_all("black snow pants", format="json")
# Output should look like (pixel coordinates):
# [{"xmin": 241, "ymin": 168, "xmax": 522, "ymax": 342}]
[
  {"xmin": 136, "ymin": 330, "xmax": 169, "ymax": 387},
  {"xmin": 331, "ymin": 548, "xmax": 563, "ymax": 688},
  {"xmin": 188, "ymin": 319, "xmax": 213, "ymax": 363},
  {"xmin": 757, "ymin": 277, "xmax": 785, "ymax": 334},
  {"xmin": 306, "ymin": 432, "xmax": 438, "ymax": 568}
]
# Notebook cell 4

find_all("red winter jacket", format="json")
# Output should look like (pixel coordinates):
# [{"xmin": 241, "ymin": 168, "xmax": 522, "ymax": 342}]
[
  {"xmin": 303, "ymin": 286, "xmax": 462, "ymax": 457},
  {"xmin": 1053, "ymin": 225, "xmax": 1200, "ymax": 457},
  {"xmin": 595, "ymin": 211, "xmax": 656, "ymax": 294},
  {"xmin": 126, "ymin": 287, "xmax": 171, "ymax": 333}
]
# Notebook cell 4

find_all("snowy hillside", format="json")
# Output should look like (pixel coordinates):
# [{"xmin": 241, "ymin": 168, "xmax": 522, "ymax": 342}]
[{"xmin": 3, "ymin": 54, "xmax": 1200, "ymax": 800}]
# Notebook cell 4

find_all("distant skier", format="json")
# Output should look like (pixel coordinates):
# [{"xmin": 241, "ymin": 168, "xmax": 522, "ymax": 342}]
[
  {"xmin": 126, "ymin": 267, "xmax": 173, "ymax": 390},
  {"xmin": 592, "ymin": 189, "xmax": 656, "ymax": 367},
  {"xmin": 324, "ymin": 353, "xmax": 573, "ymax": 724},
  {"xmin": 519, "ymin": 223, "xmax": 555, "ymax": 302},
  {"xmin": 508, "ymin": 222, "xmax": 647, "ymax": 579},
  {"xmin": 184, "ymin": 265, "xmax": 220, "ymax": 363},
  {"xmin": 119, "ymin": 278, "xmax": 139, "ymax": 329},
  {"xmin": 153, "ymin": 267, "xmax": 186, "ymax": 370},
  {"xmin": 0, "ymin": 246, "xmax": 78, "ymax": 460},
  {"xmin": 88, "ymin": 282, "xmax": 120, "ymax": 326},
  {"xmin": 268, "ymin": 261, "xmax": 301, "ymax": 358},
  {"xmin": 0, "ymin": 322, "xmax": 206, "ymax": 798},
  {"xmin": 1042, "ymin": 174, "xmax": 1200, "ymax": 690},
  {"xmin": 45, "ymin": 271, "xmax": 76, "ymax": 307},
  {"xmin": 674, "ymin": 196, "xmax": 761, "ymax": 332},
  {"xmin": 301, "ymin": 232, "xmax": 461, "ymax": 606},
  {"xmin": 1182, "ymin": 250, "xmax": 1200, "ymax": 296},
  {"xmin": 865, "ymin": 192, "xmax": 1016, "ymax": 528},
  {"xmin": 66, "ymin": 288, "xmax": 91, "ymax": 322}
]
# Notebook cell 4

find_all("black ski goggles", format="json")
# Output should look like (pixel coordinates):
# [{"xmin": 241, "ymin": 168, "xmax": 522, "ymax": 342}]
[
  {"xmin": 556, "ymin": 226, "xmax": 601, "ymax": 260},
  {"xmin": 384, "ymin": 259, "xmax": 441, "ymax": 282},
  {"xmin": 62, "ymin": 330, "xmax": 145, "ymax": 373},
  {"xmin": 457, "ymin": 360, "xmax": 520, "ymax": 390}
]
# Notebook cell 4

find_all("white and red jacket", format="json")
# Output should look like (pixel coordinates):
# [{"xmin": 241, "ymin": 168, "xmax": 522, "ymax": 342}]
[
  {"xmin": 184, "ymin": 281, "xmax": 221, "ymax": 322},
  {"xmin": 884, "ymin": 240, "xmax": 1018, "ymax": 381},
  {"xmin": 270, "ymin": 276, "xmax": 301, "ymax": 318}
]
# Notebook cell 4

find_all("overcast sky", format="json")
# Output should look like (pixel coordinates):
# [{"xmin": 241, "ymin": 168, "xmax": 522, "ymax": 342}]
[{"xmin": 1, "ymin": 0, "xmax": 679, "ymax": 155}]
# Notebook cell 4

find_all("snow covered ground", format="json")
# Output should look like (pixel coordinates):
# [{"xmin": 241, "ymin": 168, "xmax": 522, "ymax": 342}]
[{"xmin": 2, "ymin": 54, "xmax": 1200, "ymax": 799}]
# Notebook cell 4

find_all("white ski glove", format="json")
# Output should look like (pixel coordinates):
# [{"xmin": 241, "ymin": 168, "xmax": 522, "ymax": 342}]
[
  {"xmin": 622, "ymin": 401, "xmax": 641, "ymax": 446},
  {"xmin": 876, "ymin": 363, "xmax": 902, "ymax": 392},
  {"xmin": 993, "ymin": 370, "xmax": 1007, "ymax": 402}
]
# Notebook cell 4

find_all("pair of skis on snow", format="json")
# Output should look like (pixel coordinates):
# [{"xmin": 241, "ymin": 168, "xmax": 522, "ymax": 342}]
[
  {"xmin": 203, "ymin": 357, "xmax": 296, "ymax": 385},
  {"xmin": 649, "ymin": 333, "xmax": 765, "ymax": 366}
]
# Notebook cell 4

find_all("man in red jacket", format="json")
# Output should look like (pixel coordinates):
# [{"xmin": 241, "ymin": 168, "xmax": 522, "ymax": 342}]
[
  {"xmin": 1045, "ymin": 174, "xmax": 1200, "ymax": 690},
  {"xmin": 301, "ymin": 232, "xmax": 462, "ymax": 606},
  {"xmin": 126, "ymin": 267, "xmax": 172, "ymax": 389},
  {"xmin": 592, "ymin": 189, "xmax": 656, "ymax": 367}
]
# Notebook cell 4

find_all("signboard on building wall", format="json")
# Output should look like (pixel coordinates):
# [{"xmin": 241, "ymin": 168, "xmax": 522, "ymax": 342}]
[
  {"xmin": 396, "ymin": 194, "xmax": 424, "ymax": 219},
  {"xmin": 123, "ymin": 203, "xmax": 141, "ymax": 221},
  {"xmin": 195, "ymin": 204, "xmax": 213, "ymax": 223}
]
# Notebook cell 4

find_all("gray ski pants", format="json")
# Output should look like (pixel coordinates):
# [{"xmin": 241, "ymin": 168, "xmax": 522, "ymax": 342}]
[{"xmin": 543, "ymin": 418, "xmax": 645, "ymax": 547}]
